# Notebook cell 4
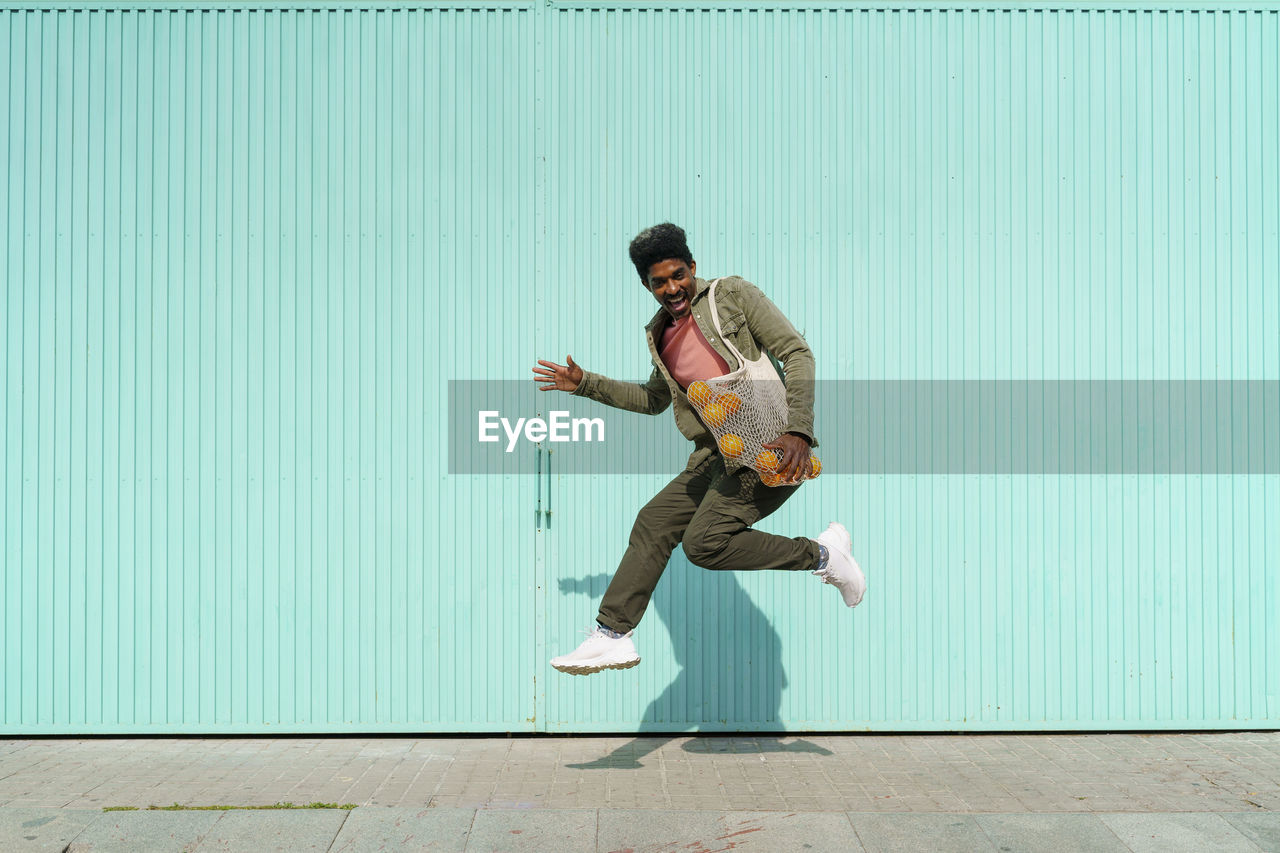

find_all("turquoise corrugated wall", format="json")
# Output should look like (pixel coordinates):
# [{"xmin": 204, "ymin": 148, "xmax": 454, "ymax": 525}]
[{"xmin": 2, "ymin": 1, "xmax": 1277, "ymax": 733}]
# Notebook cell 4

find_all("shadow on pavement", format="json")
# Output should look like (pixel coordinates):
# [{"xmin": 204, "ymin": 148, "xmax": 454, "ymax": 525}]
[{"xmin": 558, "ymin": 564, "xmax": 832, "ymax": 770}]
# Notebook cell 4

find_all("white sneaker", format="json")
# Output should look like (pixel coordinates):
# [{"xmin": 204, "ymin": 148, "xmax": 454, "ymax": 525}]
[
  {"xmin": 813, "ymin": 522, "xmax": 866, "ymax": 607},
  {"xmin": 550, "ymin": 627, "xmax": 641, "ymax": 675}
]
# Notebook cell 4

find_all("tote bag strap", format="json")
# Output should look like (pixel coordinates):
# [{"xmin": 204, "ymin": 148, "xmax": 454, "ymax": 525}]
[{"xmin": 706, "ymin": 278, "xmax": 750, "ymax": 366}]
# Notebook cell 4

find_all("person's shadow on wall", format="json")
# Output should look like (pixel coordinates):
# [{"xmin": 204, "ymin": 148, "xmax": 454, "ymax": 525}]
[{"xmin": 558, "ymin": 559, "xmax": 832, "ymax": 770}]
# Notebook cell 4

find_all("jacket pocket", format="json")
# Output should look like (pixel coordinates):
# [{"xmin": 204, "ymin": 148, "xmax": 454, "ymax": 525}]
[{"xmin": 719, "ymin": 310, "xmax": 746, "ymax": 335}]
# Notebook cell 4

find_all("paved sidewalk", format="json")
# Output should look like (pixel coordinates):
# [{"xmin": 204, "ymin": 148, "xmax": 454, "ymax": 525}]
[
  {"xmin": 1, "ymin": 733, "xmax": 1278, "ymax": 850},
  {"xmin": 3, "ymin": 806, "xmax": 1278, "ymax": 852}
]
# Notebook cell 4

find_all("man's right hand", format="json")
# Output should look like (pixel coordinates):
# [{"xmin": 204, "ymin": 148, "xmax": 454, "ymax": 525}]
[{"xmin": 532, "ymin": 354, "xmax": 584, "ymax": 393}]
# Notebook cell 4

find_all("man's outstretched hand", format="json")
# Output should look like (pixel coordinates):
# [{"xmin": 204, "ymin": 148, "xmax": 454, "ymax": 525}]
[
  {"xmin": 761, "ymin": 432, "xmax": 812, "ymax": 484},
  {"xmin": 533, "ymin": 355, "xmax": 584, "ymax": 393}
]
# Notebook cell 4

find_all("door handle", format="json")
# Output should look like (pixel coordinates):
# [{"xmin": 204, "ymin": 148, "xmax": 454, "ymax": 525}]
[
  {"xmin": 535, "ymin": 444, "xmax": 543, "ymax": 531},
  {"xmin": 545, "ymin": 449, "xmax": 553, "ymax": 530}
]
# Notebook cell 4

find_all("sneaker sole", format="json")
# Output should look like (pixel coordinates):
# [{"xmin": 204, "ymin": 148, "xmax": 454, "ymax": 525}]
[
  {"xmin": 551, "ymin": 658, "xmax": 641, "ymax": 675},
  {"xmin": 827, "ymin": 523, "xmax": 866, "ymax": 607},
  {"xmin": 843, "ymin": 560, "xmax": 867, "ymax": 607}
]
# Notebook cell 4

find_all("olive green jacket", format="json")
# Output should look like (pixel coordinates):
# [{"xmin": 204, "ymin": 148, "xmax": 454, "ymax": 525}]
[{"xmin": 571, "ymin": 275, "xmax": 817, "ymax": 469}]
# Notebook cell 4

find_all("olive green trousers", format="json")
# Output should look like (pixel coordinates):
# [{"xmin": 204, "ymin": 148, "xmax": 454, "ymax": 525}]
[{"xmin": 597, "ymin": 452, "xmax": 822, "ymax": 633}]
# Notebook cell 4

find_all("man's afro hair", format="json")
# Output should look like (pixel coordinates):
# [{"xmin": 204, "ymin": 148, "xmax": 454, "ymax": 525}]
[{"xmin": 628, "ymin": 223, "xmax": 694, "ymax": 283}]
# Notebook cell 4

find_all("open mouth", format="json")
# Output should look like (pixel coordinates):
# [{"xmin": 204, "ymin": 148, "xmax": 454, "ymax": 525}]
[{"xmin": 666, "ymin": 296, "xmax": 688, "ymax": 313}]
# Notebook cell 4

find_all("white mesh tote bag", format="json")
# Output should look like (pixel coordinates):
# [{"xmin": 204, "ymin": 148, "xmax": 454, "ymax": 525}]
[{"xmin": 685, "ymin": 278, "xmax": 821, "ymax": 486}]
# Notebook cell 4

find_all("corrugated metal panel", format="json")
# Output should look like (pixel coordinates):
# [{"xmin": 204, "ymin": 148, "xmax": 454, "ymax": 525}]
[
  {"xmin": 537, "ymin": 5, "xmax": 1279, "ymax": 731},
  {"xmin": 2, "ymin": 3, "xmax": 1277, "ymax": 733},
  {"xmin": 1, "ymin": 6, "xmax": 540, "ymax": 731}
]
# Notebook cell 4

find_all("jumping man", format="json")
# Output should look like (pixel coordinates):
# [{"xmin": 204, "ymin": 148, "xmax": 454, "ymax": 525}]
[{"xmin": 532, "ymin": 223, "xmax": 866, "ymax": 675}]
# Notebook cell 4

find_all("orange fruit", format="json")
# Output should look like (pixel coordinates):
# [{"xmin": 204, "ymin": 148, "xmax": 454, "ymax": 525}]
[
  {"xmin": 754, "ymin": 450, "xmax": 780, "ymax": 471},
  {"xmin": 701, "ymin": 402, "xmax": 728, "ymax": 428},
  {"xmin": 719, "ymin": 433, "xmax": 745, "ymax": 458},
  {"xmin": 808, "ymin": 455, "xmax": 822, "ymax": 478},
  {"xmin": 759, "ymin": 470, "xmax": 784, "ymax": 487},
  {"xmin": 687, "ymin": 380, "xmax": 714, "ymax": 409},
  {"xmin": 719, "ymin": 392, "xmax": 742, "ymax": 416}
]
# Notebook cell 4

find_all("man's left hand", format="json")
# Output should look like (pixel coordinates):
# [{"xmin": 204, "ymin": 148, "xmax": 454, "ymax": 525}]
[{"xmin": 761, "ymin": 432, "xmax": 812, "ymax": 484}]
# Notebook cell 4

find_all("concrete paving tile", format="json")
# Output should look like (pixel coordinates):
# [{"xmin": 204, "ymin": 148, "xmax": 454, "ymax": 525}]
[
  {"xmin": 1100, "ymin": 812, "xmax": 1265, "ymax": 853},
  {"xmin": 464, "ymin": 808, "xmax": 595, "ymax": 852},
  {"xmin": 1222, "ymin": 813, "xmax": 1280, "ymax": 852},
  {"xmin": 190, "ymin": 808, "xmax": 350, "ymax": 851},
  {"xmin": 329, "ymin": 806, "xmax": 475, "ymax": 852},
  {"xmin": 1247, "ymin": 795, "xmax": 1280, "ymax": 811},
  {"xmin": 70, "ymin": 809, "xmax": 223, "ymax": 853},
  {"xmin": 0, "ymin": 808, "xmax": 102, "ymax": 851},
  {"xmin": 975, "ymin": 813, "xmax": 1128, "ymax": 852},
  {"xmin": 848, "ymin": 813, "xmax": 995, "ymax": 853},
  {"xmin": 1, "ymin": 798, "xmax": 75, "ymax": 809},
  {"xmin": 598, "ymin": 809, "xmax": 861, "ymax": 853}
]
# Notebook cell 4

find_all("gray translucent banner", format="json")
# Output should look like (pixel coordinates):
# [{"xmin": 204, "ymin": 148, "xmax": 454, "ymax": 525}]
[{"xmin": 448, "ymin": 380, "xmax": 1279, "ymax": 475}]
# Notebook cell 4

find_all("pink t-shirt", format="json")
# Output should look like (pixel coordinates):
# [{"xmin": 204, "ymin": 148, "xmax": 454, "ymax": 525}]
[{"xmin": 658, "ymin": 314, "xmax": 731, "ymax": 390}]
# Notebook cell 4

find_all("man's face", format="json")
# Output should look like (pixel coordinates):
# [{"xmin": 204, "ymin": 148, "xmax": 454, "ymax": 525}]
[{"xmin": 647, "ymin": 258, "xmax": 698, "ymax": 320}]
